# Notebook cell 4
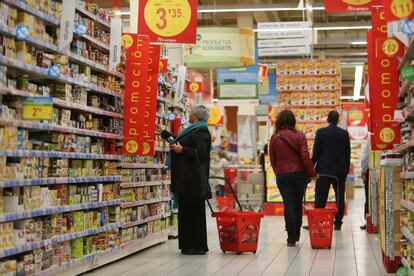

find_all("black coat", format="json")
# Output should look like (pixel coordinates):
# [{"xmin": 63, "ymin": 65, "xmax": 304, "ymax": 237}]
[
  {"xmin": 162, "ymin": 127, "xmax": 212, "ymax": 202},
  {"xmin": 312, "ymin": 124, "xmax": 351, "ymax": 176}
]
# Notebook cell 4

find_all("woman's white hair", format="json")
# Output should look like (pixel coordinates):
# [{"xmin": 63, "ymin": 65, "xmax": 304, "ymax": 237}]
[{"xmin": 192, "ymin": 105, "xmax": 210, "ymax": 121}]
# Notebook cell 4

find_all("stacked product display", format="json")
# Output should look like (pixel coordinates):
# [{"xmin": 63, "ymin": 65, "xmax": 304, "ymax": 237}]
[
  {"xmin": 395, "ymin": 38, "xmax": 414, "ymax": 274},
  {"xmin": 0, "ymin": 1, "xmax": 181, "ymax": 275},
  {"xmin": 264, "ymin": 60, "xmax": 341, "ymax": 214}
]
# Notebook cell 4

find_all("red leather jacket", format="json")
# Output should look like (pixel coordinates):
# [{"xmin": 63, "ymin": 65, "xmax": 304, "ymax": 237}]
[{"xmin": 269, "ymin": 129, "xmax": 317, "ymax": 177}]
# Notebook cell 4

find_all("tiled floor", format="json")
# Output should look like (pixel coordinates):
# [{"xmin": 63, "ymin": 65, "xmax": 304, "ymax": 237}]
[{"xmin": 86, "ymin": 188, "xmax": 393, "ymax": 276}]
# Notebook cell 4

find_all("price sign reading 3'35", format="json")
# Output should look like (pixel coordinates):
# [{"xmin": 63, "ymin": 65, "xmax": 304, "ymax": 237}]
[{"xmin": 138, "ymin": 0, "xmax": 198, "ymax": 44}]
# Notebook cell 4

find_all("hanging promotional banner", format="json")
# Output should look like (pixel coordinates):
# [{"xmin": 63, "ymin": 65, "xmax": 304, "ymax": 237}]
[
  {"xmin": 324, "ymin": 0, "xmax": 381, "ymax": 12},
  {"xmin": 137, "ymin": 0, "xmax": 198, "ymax": 43},
  {"xmin": 142, "ymin": 44, "xmax": 161, "ymax": 156},
  {"xmin": 58, "ymin": 0, "xmax": 76, "ymax": 50},
  {"xmin": 368, "ymin": 9, "xmax": 401, "ymax": 150},
  {"xmin": 122, "ymin": 34, "xmax": 150, "ymax": 155},
  {"xmin": 159, "ymin": 58, "xmax": 168, "ymax": 73},
  {"xmin": 186, "ymin": 81, "xmax": 203, "ymax": 93},
  {"xmin": 375, "ymin": 37, "xmax": 405, "ymax": 58},
  {"xmin": 109, "ymin": 17, "xmax": 122, "ymax": 71},
  {"xmin": 343, "ymin": 103, "xmax": 369, "ymax": 140},
  {"xmin": 174, "ymin": 65, "xmax": 187, "ymax": 104},
  {"xmin": 383, "ymin": 0, "xmax": 414, "ymax": 22},
  {"xmin": 258, "ymin": 64, "xmax": 268, "ymax": 83}
]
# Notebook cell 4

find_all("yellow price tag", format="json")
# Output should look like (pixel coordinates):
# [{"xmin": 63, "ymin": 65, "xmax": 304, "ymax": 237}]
[
  {"xmin": 23, "ymin": 105, "xmax": 53, "ymax": 120},
  {"xmin": 379, "ymin": 127, "xmax": 395, "ymax": 143},
  {"xmin": 342, "ymin": 0, "xmax": 373, "ymax": 5},
  {"xmin": 142, "ymin": 142, "xmax": 151, "ymax": 155},
  {"xmin": 391, "ymin": 0, "xmax": 414, "ymax": 18},
  {"xmin": 125, "ymin": 140, "xmax": 139, "ymax": 154},
  {"xmin": 189, "ymin": 82, "xmax": 199, "ymax": 92},
  {"xmin": 144, "ymin": 0, "xmax": 192, "ymax": 37},
  {"xmin": 208, "ymin": 106, "xmax": 222, "ymax": 126},
  {"xmin": 382, "ymin": 38, "xmax": 399, "ymax": 56},
  {"xmin": 122, "ymin": 34, "xmax": 134, "ymax": 49}
]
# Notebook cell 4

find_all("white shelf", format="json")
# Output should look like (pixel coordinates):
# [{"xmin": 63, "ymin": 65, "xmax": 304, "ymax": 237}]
[
  {"xmin": 0, "ymin": 54, "xmax": 121, "ymax": 98},
  {"xmin": 379, "ymin": 158, "xmax": 404, "ymax": 166},
  {"xmin": 0, "ymin": 222, "xmax": 121, "ymax": 258},
  {"xmin": 402, "ymin": 199, "xmax": 414, "ymax": 213},
  {"xmin": 34, "ymin": 230, "xmax": 169, "ymax": 276},
  {"xmin": 76, "ymin": 5, "xmax": 111, "ymax": 29},
  {"xmin": 120, "ymin": 163, "xmax": 167, "ymax": 169},
  {"xmin": 122, "ymin": 212, "xmax": 171, "ymax": 229},
  {"xmin": 401, "ymin": 226, "xmax": 414, "ymax": 245},
  {"xmin": 0, "ymin": 118, "xmax": 122, "ymax": 140},
  {"xmin": 401, "ymin": 172, "xmax": 414, "ymax": 179},
  {"xmin": 0, "ymin": 150, "xmax": 121, "ymax": 160},
  {"xmin": 0, "ymin": 199, "xmax": 122, "ymax": 223},
  {"xmin": 0, "ymin": 175, "xmax": 122, "ymax": 188},
  {"xmin": 120, "ymin": 180, "xmax": 165, "ymax": 188},
  {"xmin": 121, "ymin": 197, "xmax": 172, "ymax": 208}
]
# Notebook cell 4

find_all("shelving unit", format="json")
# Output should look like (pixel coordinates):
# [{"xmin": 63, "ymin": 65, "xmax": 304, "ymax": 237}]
[{"xmin": 0, "ymin": 1, "xmax": 180, "ymax": 274}]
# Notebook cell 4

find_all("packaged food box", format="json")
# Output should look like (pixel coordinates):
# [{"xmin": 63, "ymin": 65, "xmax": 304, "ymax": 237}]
[
  {"xmin": 276, "ymin": 76, "xmax": 290, "ymax": 91},
  {"xmin": 304, "ymin": 60, "xmax": 320, "ymax": 75},
  {"xmin": 290, "ymin": 61, "xmax": 305, "ymax": 75},
  {"xmin": 306, "ymin": 77, "xmax": 320, "ymax": 91}
]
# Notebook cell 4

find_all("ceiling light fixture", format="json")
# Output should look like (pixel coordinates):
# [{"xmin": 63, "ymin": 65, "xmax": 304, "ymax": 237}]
[
  {"xmin": 350, "ymin": 41, "xmax": 368, "ymax": 45},
  {"xmin": 353, "ymin": 65, "xmax": 364, "ymax": 101},
  {"xmin": 254, "ymin": 25, "xmax": 371, "ymax": 32},
  {"xmin": 341, "ymin": 96, "xmax": 365, "ymax": 100}
]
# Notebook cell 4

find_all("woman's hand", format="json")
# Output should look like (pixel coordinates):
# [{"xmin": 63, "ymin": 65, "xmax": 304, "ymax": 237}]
[
  {"xmin": 171, "ymin": 142, "xmax": 183, "ymax": 153},
  {"xmin": 311, "ymin": 174, "xmax": 319, "ymax": 181},
  {"xmin": 156, "ymin": 125, "xmax": 164, "ymax": 133}
]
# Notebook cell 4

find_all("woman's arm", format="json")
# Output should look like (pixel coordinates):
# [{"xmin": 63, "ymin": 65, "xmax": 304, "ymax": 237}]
[
  {"xmin": 181, "ymin": 128, "xmax": 211, "ymax": 161},
  {"xmin": 269, "ymin": 135, "xmax": 278, "ymax": 174},
  {"xmin": 300, "ymin": 133, "xmax": 317, "ymax": 177}
]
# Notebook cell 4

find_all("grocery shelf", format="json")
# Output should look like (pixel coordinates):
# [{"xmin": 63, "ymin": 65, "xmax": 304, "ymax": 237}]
[
  {"xmin": 399, "ymin": 80, "xmax": 412, "ymax": 97},
  {"xmin": 120, "ymin": 180, "xmax": 165, "ymax": 188},
  {"xmin": 3, "ymin": 87, "xmax": 123, "ymax": 118},
  {"xmin": 158, "ymin": 96, "xmax": 168, "ymax": 103},
  {"xmin": 401, "ymin": 258, "xmax": 414, "ymax": 276},
  {"xmin": 394, "ymin": 140, "xmax": 414, "ymax": 153},
  {"xmin": 120, "ymin": 197, "xmax": 172, "ymax": 208},
  {"xmin": 285, "ymin": 104, "xmax": 338, "ymax": 108},
  {"xmin": 0, "ymin": 23, "xmax": 122, "ymax": 79},
  {"xmin": 0, "ymin": 175, "xmax": 122, "ymax": 188},
  {"xmin": 401, "ymin": 199, "xmax": 414, "ymax": 213},
  {"xmin": 0, "ymin": 118, "xmax": 122, "ymax": 140},
  {"xmin": 76, "ymin": 5, "xmax": 111, "ymax": 29},
  {"xmin": 401, "ymin": 226, "xmax": 414, "ymax": 245},
  {"xmin": 400, "ymin": 172, "xmax": 414, "ymax": 180},
  {"xmin": 0, "ymin": 54, "xmax": 121, "ymax": 98},
  {"xmin": 399, "ymin": 37, "xmax": 414, "ymax": 70},
  {"xmin": 35, "ymin": 230, "xmax": 169, "ymax": 276},
  {"xmin": 81, "ymin": 34, "xmax": 110, "ymax": 52},
  {"xmin": 0, "ymin": 222, "xmax": 121, "ymax": 258},
  {"xmin": 3, "ymin": 0, "xmax": 59, "ymax": 25},
  {"xmin": 121, "ymin": 212, "xmax": 171, "ymax": 229},
  {"xmin": 278, "ymin": 88, "xmax": 341, "ymax": 93},
  {"xmin": 0, "ymin": 150, "xmax": 121, "ymax": 160},
  {"xmin": 379, "ymin": 158, "xmax": 404, "ymax": 166},
  {"xmin": 120, "ymin": 163, "xmax": 167, "ymax": 169},
  {"xmin": 0, "ymin": 199, "xmax": 122, "ymax": 223},
  {"xmin": 155, "ymin": 147, "xmax": 170, "ymax": 153}
]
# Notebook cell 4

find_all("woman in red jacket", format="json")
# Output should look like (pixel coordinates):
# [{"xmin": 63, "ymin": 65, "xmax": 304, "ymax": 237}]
[{"xmin": 269, "ymin": 110, "xmax": 318, "ymax": 247}]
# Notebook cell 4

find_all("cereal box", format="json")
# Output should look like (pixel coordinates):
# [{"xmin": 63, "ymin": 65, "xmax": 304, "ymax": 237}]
[
  {"xmin": 319, "ymin": 76, "xmax": 339, "ymax": 90},
  {"xmin": 275, "ymin": 61, "xmax": 291, "ymax": 75},
  {"xmin": 306, "ymin": 77, "xmax": 320, "ymax": 90},
  {"xmin": 306, "ymin": 92, "xmax": 320, "ymax": 105},
  {"xmin": 290, "ymin": 93, "xmax": 303, "ymax": 105},
  {"xmin": 290, "ymin": 77, "xmax": 306, "ymax": 90},
  {"xmin": 276, "ymin": 76, "xmax": 290, "ymax": 91},
  {"xmin": 290, "ymin": 61, "xmax": 305, "ymax": 75},
  {"xmin": 304, "ymin": 60, "xmax": 320, "ymax": 75},
  {"xmin": 320, "ymin": 60, "xmax": 340, "ymax": 75},
  {"xmin": 295, "ymin": 108, "xmax": 307, "ymax": 122},
  {"xmin": 278, "ymin": 93, "xmax": 290, "ymax": 106}
]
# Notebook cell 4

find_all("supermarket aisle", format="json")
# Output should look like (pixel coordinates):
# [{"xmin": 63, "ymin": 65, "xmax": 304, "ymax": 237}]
[{"xmin": 86, "ymin": 188, "xmax": 392, "ymax": 276}]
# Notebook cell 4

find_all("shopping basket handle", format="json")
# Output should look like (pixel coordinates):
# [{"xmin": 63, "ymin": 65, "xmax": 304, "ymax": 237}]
[{"xmin": 209, "ymin": 176, "xmax": 244, "ymax": 212}]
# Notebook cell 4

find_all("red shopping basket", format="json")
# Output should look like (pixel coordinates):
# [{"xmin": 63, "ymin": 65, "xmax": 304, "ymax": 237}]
[
  {"xmin": 208, "ymin": 176, "xmax": 264, "ymax": 254},
  {"xmin": 304, "ymin": 174, "xmax": 339, "ymax": 249},
  {"xmin": 216, "ymin": 196, "xmax": 235, "ymax": 211}
]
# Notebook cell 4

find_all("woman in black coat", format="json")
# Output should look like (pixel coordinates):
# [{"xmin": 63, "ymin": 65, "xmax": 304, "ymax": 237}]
[{"xmin": 158, "ymin": 105, "xmax": 212, "ymax": 255}]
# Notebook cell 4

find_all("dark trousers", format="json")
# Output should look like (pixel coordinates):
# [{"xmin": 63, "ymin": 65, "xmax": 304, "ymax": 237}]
[
  {"xmin": 364, "ymin": 171, "xmax": 369, "ymax": 217},
  {"xmin": 177, "ymin": 195, "xmax": 208, "ymax": 251},
  {"xmin": 276, "ymin": 172, "xmax": 308, "ymax": 242},
  {"xmin": 315, "ymin": 174, "xmax": 346, "ymax": 226}
]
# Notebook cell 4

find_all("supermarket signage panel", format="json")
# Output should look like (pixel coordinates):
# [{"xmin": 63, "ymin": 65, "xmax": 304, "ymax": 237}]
[
  {"xmin": 22, "ymin": 97, "xmax": 53, "ymax": 120},
  {"xmin": 183, "ymin": 27, "xmax": 255, "ymax": 68},
  {"xmin": 258, "ymin": 46, "xmax": 310, "ymax": 57},
  {"xmin": 59, "ymin": 0, "xmax": 76, "ymax": 49},
  {"xmin": 218, "ymin": 83, "xmax": 258, "ymax": 99},
  {"xmin": 324, "ymin": 0, "xmax": 382, "ymax": 12},
  {"xmin": 122, "ymin": 34, "xmax": 150, "ymax": 155},
  {"xmin": 383, "ymin": 0, "xmax": 414, "ymax": 22},
  {"xmin": 137, "ymin": 0, "xmax": 198, "ymax": 43},
  {"xmin": 216, "ymin": 65, "xmax": 259, "ymax": 84},
  {"xmin": 142, "ymin": 44, "xmax": 161, "ymax": 156},
  {"xmin": 368, "ymin": 9, "xmax": 401, "ymax": 150}
]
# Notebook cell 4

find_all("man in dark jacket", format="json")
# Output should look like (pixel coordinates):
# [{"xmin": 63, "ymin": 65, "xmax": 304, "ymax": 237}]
[{"xmin": 312, "ymin": 110, "xmax": 350, "ymax": 230}]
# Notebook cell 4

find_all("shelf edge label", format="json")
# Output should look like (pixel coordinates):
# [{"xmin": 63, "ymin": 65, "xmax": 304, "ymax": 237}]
[
  {"xmin": 109, "ymin": 17, "xmax": 122, "ymax": 71},
  {"xmin": 59, "ymin": 0, "xmax": 76, "ymax": 50}
]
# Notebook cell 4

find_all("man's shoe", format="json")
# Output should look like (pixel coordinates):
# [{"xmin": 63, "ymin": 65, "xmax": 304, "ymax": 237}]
[
  {"xmin": 287, "ymin": 241, "xmax": 296, "ymax": 247},
  {"xmin": 181, "ymin": 249, "xmax": 194, "ymax": 255},
  {"xmin": 302, "ymin": 226, "xmax": 309, "ymax": 230},
  {"xmin": 334, "ymin": 225, "xmax": 342, "ymax": 231},
  {"xmin": 360, "ymin": 224, "xmax": 367, "ymax": 230}
]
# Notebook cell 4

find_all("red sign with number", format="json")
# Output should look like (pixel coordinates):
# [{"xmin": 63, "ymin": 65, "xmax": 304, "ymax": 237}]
[
  {"xmin": 375, "ymin": 37, "xmax": 405, "ymax": 58},
  {"xmin": 121, "ymin": 34, "xmax": 150, "ymax": 155},
  {"xmin": 368, "ymin": 9, "xmax": 401, "ymax": 150},
  {"xmin": 142, "ymin": 44, "xmax": 161, "ymax": 156},
  {"xmin": 159, "ymin": 58, "xmax": 168, "ymax": 73},
  {"xmin": 137, "ymin": 0, "xmax": 198, "ymax": 44},
  {"xmin": 324, "ymin": 0, "xmax": 381, "ymax": 12},
  {"xmin": 383, "ymin": 0, "xmax": 414, "ymax": 22},
  {"xmin": 186, "ymin": 81, "xmax": 203, "ymax": 93}
]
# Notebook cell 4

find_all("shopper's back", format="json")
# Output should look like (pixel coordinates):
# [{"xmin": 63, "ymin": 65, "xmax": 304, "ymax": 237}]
[{"xmin": 312, "ymin": 124, "xmax": 350, "ymax": 176}]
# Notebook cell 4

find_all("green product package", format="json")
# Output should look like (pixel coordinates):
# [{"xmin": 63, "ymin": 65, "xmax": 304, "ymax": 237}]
[
  {"xmin": 401, "ymin": 65, "xmax": 414, "ymax": 80},
  {"xmin": 396, "ymin": 267, "xmax": 408, "ymax": 276},
  {"xmin": 71, "ymin": 238, "xmax": 84, "ymax": 259}
]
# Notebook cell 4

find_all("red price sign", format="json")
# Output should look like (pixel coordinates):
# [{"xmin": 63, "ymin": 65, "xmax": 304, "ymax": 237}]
[
  {"xmin": 138, "ymin": 0, "xmax": 197, "ymax": 43},
  {"xmin": 383, "ymin": 0, "xmax": 414, "ymax": 22}
]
